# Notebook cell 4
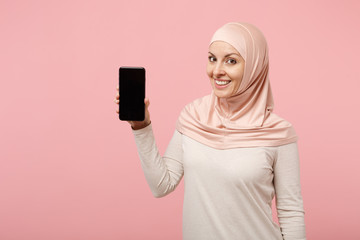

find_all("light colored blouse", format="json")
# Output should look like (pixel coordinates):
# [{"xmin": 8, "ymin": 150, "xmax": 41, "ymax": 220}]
[{"xmin": 133, "ymin": 124, "xmax": 306, "ymax": 240}]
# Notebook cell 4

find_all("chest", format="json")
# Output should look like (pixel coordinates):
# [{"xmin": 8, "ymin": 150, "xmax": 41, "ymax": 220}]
[{"xmin": 182, "ymin": 135, "xmax": 277, "ymax": 185}]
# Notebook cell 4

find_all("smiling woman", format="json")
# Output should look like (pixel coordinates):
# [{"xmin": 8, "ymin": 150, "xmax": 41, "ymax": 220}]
[
  {"xmin": 207, "ymin": 41, "xmax": 245, "ymax": 98},
  {"xmin": 115, "ymin": 22, "xmax": 306, "ymax": 240}
]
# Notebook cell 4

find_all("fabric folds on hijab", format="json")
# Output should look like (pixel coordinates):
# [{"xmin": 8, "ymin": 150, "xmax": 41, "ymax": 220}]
[{"xmin": 176, "ymin": 22, "xmax": 298, "ymax": 149}]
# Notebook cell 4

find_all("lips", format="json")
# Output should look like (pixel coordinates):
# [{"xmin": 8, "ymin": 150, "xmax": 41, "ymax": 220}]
[{"xmin": 214, "ymin": 79, "xmax": 231, "ymax": 88}]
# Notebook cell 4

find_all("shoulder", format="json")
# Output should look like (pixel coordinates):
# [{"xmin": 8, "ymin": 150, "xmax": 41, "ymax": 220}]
[
  {"xmin": 180, "ymin": 94, "xmax": 212, "ymax": 114},
  {"xmin": 266, "ymin": 112, "xmax": 296, "ymax": 129},
  {"xmin": 176, "ymin": 94, "xmax": 211, "ymax": 132},
  {"xmin": 277, "ymin": 141, "xmax": 298, "ymax": 151},
  {"xmin": 263, "ymin": 112, "xmax": 299, "ymax": 145}
]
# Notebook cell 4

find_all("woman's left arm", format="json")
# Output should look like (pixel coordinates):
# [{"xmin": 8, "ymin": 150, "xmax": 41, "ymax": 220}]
[{"xmin": 274, "ymin": 142, "xmax": 306, "ymax": 240}]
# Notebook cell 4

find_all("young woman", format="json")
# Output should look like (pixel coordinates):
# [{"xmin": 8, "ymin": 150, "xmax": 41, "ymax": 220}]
[{"xmin": 115, "ymin": 22, "xmax": 306, "ymax": 240}]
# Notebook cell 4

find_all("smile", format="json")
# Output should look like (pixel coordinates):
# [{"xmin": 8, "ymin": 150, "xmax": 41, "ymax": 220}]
[{"xmin": 215, "ymin": 79, "xmax": 231, "ymax": 88}]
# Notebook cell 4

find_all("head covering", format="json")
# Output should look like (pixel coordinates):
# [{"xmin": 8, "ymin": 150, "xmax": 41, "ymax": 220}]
[{"xmin": 176, "ymin": 22, "xmax": 298, "ymax": 149}]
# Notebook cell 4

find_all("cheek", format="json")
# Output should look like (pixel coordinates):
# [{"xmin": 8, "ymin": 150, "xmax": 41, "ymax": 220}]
[
  {"xmin": 228, "ymin": 69, "xmax": 243, "ymax": 93},
  {"xmin": 235, "ymin": 72, "xmax": 243, "ymax": 83},
  {"xmin": 206, "ymin": 64, "xmax": 212, "ymax": 78},
  {"xmin": 232, "ymin": 66, "xmax": 244, "ymax": 83}
]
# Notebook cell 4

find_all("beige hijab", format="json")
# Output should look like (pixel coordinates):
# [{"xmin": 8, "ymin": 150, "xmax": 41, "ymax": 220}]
[{"xmin": 176, "ymin": 22, "xmax": 298, "ymax": 149}]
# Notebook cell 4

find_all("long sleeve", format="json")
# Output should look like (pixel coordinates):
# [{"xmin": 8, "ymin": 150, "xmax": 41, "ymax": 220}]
[
  {"xmin": 274, "ymin": 142, "xmax": 306, "ymax": 240},
  {"xmin": 132, "ymin": 124, "xmax": 184, "ymax": 198}
]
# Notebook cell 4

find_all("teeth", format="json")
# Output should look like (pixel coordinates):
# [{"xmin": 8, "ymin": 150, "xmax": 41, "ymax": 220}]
[{"xmin": 215, "ymin": 80, "xmax": 230, "ymax": 85}]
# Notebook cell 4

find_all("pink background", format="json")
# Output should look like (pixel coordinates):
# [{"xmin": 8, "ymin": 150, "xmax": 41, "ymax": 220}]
[{"xmin": 1, "ymin": 0, "xmax": 360, "ymax": 239}]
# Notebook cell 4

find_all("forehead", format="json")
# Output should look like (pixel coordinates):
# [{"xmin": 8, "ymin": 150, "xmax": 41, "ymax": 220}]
[{"xmin": 209, "ymin": 41, "xmax": 240, "ymax": 55}]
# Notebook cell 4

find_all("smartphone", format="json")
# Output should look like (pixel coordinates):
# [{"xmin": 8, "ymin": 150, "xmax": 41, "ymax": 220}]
[{"xmin": 119, "ymin": 67, "xmax": 146, "ymax": 121}]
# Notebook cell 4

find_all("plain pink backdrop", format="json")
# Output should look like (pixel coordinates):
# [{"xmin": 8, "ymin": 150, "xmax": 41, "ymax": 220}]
[{"xmin": 1, "ymin": 0, "xmax": 360, "ymax": 239}]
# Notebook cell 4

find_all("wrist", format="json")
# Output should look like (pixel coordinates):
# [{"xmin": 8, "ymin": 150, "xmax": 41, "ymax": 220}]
[{"xmin": 131, "ymin": 121, "xmax": 151, "ymax": 130}]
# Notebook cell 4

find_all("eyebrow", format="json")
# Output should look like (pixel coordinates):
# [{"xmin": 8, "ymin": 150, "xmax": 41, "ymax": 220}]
[{"xmin": 208, "ymin": 52, "xmax": 241, "ymax": 58}]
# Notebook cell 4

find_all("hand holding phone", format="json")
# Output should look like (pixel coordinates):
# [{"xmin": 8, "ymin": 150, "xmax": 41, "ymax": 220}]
[{"xmin": 116, "ymin": 67, "xmax": 151, "ymax": 129}]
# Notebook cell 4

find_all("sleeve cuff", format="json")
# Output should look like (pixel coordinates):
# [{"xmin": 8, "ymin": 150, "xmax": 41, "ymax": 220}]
[{"xmin": 132, "ymin": 123, "xmax": 153, "ymax": 136}]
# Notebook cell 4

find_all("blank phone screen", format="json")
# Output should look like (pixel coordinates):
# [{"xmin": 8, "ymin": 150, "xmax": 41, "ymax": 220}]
[{"xmin": 119, "ymin": 67, "xmax": 145, "ymax": 121}]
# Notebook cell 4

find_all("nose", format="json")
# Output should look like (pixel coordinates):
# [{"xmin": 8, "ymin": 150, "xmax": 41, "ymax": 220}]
[{"xmin": 213, "ymin": 63, "xmax": 225, "ymax": 77}]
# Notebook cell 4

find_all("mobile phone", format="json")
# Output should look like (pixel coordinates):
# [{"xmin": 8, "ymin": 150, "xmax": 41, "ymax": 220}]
[{"xmin": 119, "ymin": 67, "xmax": 146, "ymax": 121}]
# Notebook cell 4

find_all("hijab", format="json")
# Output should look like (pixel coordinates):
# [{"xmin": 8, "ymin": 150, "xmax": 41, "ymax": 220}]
[{"xmin": 176, "ymin": 22, "xmax": 298, "ymax": 149}]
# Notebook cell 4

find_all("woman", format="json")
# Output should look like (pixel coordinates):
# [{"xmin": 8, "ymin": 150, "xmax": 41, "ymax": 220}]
[{"xmin": 115, "ymin": 22, "xmax": 306, "ymax": 240}]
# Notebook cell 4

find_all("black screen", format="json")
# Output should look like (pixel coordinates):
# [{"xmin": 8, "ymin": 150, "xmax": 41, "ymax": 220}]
[{"xmin": 119, "ymin": 67, "xmax": 145, "ymax": 121}]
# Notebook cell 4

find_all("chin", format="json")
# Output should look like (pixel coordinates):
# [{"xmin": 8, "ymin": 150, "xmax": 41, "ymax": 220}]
[{"xmin": 213, "ymin": 90, "xmax": 231, "ymax": 98}]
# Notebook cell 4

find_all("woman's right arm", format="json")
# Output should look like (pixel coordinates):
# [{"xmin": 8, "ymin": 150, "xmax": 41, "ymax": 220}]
[
  {"xmin": 132, "ymin": 125, "xmax": 184, "ymax": 198},
  {"xmin": 115, "ymin": 86, "xmax": 184, "ymax": 198}
]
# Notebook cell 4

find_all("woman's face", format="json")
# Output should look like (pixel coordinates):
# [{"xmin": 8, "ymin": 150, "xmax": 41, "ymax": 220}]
[{"xmin": 207, "ymin": 41, "xmax": 245, "ymax": 98}]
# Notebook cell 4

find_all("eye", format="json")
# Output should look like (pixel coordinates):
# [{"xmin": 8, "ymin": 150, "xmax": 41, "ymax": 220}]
[
  {"xmin": 208, "ymin": 56, "xmax": 216, "ymax": 62},
  {"xmin": 226, "ymin": 58, "xmax": 237, "ymax": 64}
]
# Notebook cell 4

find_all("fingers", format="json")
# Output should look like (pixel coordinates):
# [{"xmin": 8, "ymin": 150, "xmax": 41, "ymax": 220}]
[
  {"xmin": 115, "ymin": 85, "xmax": 119, "ymax": 103},
  {"xmin": 144, "ymin": 97, "xmax": 150, "ymax": 109},
  {"xmin": 115, "ymin": 86, "xmax": 119, "ymax": 113}
]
